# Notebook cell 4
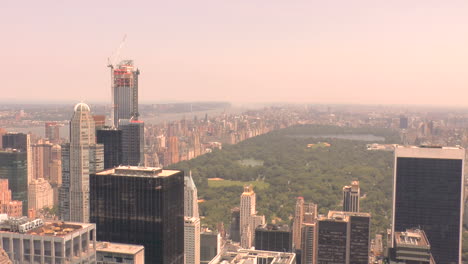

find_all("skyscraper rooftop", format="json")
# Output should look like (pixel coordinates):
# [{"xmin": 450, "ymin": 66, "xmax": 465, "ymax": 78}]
[{"xmin": 95, "ymin": 166, "xmax": 180, "ymax": 178}]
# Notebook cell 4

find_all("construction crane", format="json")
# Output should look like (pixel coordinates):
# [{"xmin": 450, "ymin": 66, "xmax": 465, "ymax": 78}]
[{"xmin": 107, "ymin": 35, "xmax": 127, "ymax": 127}]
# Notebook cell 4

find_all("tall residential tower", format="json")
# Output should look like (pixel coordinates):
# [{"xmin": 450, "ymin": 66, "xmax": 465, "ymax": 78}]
[
  {"xmin": 240, "ymin": 185, "xmax": 265, "ymax": 249},
  {"xmin": 112, "ymin": 60, "xmax": 140, "ymax": 127}
]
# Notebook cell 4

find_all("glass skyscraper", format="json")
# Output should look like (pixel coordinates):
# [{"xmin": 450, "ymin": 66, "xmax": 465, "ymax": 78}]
[
  {"xmin": 96, "ymin": 128, "xmax": 122, "ymax": 169},
  {"xmin": 120, "ymin": 119, "xmax": 144, "ymax": 166},
  {"xmin": 393, "ymin": 146, "xmax": 464, "ymax": 264},
  {"xmin": 90, "ymin": 166, "xmax": 184, "ymax": 264},
  {"xmin": 0, "ymin": 149, "xmax": 28, "ymax": 215}
]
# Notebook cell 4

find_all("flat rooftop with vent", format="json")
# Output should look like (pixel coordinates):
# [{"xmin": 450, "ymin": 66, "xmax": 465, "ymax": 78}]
[
  {"xmin": 0, "ymin": 215, "xmax": 96, "ymax": 263},
  {"xmin": 96, "ymin": 241, "xmax": 144, "ymax": 264},
  {"xmin": 390, "ymin": 229, "xmax": 435, "ymax": 264}
]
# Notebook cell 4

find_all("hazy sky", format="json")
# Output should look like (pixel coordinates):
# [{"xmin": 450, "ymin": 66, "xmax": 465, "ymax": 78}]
[{"xmin": 2, "ymin": 0, "xmax": 467, "ymax": 105}]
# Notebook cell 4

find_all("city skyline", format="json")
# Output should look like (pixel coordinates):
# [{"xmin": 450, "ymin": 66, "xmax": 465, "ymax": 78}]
[
  {"xmin": 2, "ymin": 1, "xmax": 468, "ymax": 106},
  {"xmin": 2, "ymin": 1, "xmax": 468, "ymax": 262}
]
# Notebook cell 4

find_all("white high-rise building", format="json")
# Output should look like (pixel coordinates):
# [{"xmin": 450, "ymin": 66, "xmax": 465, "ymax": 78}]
[
  {"xmin": 59, "ymin": 103, "xmax": 103, "ymax": 223},
  {"xmin": 292, "ymin": 197, "xmax": 304, "ymax": 250},
  {"xmin": 184, "ymin": 173, "xmax": 201, "ymax": 264},
  {"xmin": 240, "ymin": 186, "xmax": 255, "ymax": 248},
  {"xmin": 240, "ymin": 185, "xmax": 265, "ymax": 249},
  {"xmin": 184, "ymin": 173, "xmax": 199, "ymax": 218},
  {"xmin": 185, "ymin": 217, "xmax": 200, "ymax": 264}
]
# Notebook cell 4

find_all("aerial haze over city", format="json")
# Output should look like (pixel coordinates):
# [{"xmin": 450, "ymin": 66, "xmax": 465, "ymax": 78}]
[{"xmin": 1, "ymin": 1, "xmax": 468, "ymax": 264}]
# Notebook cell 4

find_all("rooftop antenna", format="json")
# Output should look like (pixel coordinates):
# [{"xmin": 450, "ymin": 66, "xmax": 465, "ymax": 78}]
[{"xmin": 107, "ymin": 34, "xmax": 127, "ymax": 128}]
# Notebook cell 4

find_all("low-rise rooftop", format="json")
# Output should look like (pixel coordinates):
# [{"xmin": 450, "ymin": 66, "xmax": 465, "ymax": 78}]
[
  {"xmin": 209, "ymin": 249, "xmax": 295, "ymax": 264},
  {"xmin": 0, "ymin": 216, "xmax": 93, "ymax": 237},
  {"xmin": 28, "ymin": 221, "xmax": 93, "ymax": 237},
  {"xmin": 256, "ymin": 224, "xmax": 290, "ymax": 232},
  {"xmin": 96, "ymin": 242, "xmax": 144, "ymax": 255},
  {"xmin": 328, "ymin": 210, "xmax": 371, "ymax": 218},
  {"xmin": 394, "ymin": 229, "xmax": 430, "ymax": 248}
]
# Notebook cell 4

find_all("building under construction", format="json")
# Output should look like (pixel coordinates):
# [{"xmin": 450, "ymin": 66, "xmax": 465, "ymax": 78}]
[{"xmin": 112, "ymin": 60, "xmax": 140, "ymax": 127}]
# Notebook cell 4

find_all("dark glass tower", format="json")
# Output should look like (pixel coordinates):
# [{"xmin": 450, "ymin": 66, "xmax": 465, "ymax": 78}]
[
  {"xmin": 2, "ymin": 132, "xmax": 28, "ymax": 151},
  {"xmin": 230, "ymin": 207, "xmax": 240, "ymax": 242},
  {"xmin": 90, "ymin": 166, "xmax": 184, "ymax": 264},
  {"xmin": 254, "ymin": 224, "xmax": 292, "ymax": 252},
  {"xmin": 393, "ymin": 146, "xmax": 464, "ymax": 264},
  {"xmin": 96, "ymin": 128, "xmax": 122, "ymax": 169},
  {"xmin": 120, "ymin": 120, "xmax": 144, "ymax": 166},
  {"xmin": 0, "ymin": 150, "xmax": 28, "ymax": 215},
  {"xmin": 317, "ymin": 219, "xmax": 347, "ymax": 263},
  {"xmin": 348, "ymin": 215, "xmax": 370, "ymax": 264},
  {"xmin": 316, "ymin": 211, "xmax": 370, "ymax": 264}
]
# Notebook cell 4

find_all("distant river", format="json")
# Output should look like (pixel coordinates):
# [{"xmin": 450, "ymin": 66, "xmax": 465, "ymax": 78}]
[
  {"xmin": 4, "ymin": 126, "xmax": 69, "ymax": 139},
  {"xmin": 3, "ymin": 107, "xmax": 247, "ymax": 139},
  {"xmin": 286, "ymin": 134, "xmax": 385, "ymax": 142}
]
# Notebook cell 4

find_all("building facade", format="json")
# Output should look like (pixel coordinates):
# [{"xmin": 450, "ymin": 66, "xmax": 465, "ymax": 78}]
[
  {"xmin": 254, "ymin": 224, "xmax": 292, "ymax": 252},
  {"xmin": 96, "ymin": 128, "xmax": 122, "ymax": 169},
  {"xmin": 185, "ymin": 217, "xmax": 201, "ymax": 264},
  {"xmin": 0, "ymin": 179, "xmax": 22, "ymax": 217},
  {"xmin": 393, "ymin": 146, "xmax": 464, "ymax": 264},
  {"xmin": 90, "ymin": 166, "xmax": 184, "ymax": 264},
  {"xmin": 59, "ymin": 103, "xmax": 104, "ymax": 223},
  {"xmin": 292, "ymin": 197, "xmax": 304, "ymax": 251},
  {"xmin": 113, "ymin": 60, "xmax": 140, "ymax": 127},
  {"xmin": 316, "ymin": 211, "xmax": 370, "ymax": 264},
  {"xmin": 96, "ymin": 242, "xmax": 144, "ymax": 264},
  {"xmin": 389, "ymin": 229, "xmax": 434, "ymax": 264},
  {"xmin": 1, "ymin": 133, "xmax": 32, "ymax": 186},
  {"xmin": 200, "ymin": 229, "xmax": 221, "ymax": 264},
  {"xmin": 230, "ymin": 208, "xmax": 240, "ymax": 243},
  {"xmin": 342, "ymin": 181, "xmax": 360, "ymax": 212},
  {"xmin": 120, "ymin": 119, "xmax": 144, "ymax": 166},
  {"xmin": 185, "ymin": 173, "xmax": 199, "ymax": 218},
  {"xmin": 0, "ymin": 150, "xmax": 28, "ymax": 215},
  {"xmin": 28, "ymin": 178, "xmax": 54, "ymax": 211},
  {"xmin": 240, "ymin": 185, "xmax": 265, "ymax": 249},
  {"xmin": 301, "ymin": 222, "xmax": 317, "ymax": 264},
  {"xmin": 45, "ymin": 122, "xmax": 61, "ymax": 143},
  {"xmin": 0, "ymin": 217, "xmax": 96, "ymax": 264}
]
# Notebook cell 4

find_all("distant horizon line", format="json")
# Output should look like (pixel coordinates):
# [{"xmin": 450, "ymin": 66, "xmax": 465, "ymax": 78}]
[{"xmin": 2, "ymin": 100, "xmax": 468, "ymax": 110}]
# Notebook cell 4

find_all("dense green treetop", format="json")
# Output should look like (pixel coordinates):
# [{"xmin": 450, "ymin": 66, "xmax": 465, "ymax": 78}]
[{"xmin": 169, "ymin": 125, "xmax": 398, "ymax": 235}]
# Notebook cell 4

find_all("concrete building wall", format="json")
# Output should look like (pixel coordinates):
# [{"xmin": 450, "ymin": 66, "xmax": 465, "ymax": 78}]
[
  {"xmin": 185, "ymin": 217, "xmax": 200, "ymax": 264},
  {"xmin": 0, "ymin": 222, "xmax": 96, "ymax": 264}
]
